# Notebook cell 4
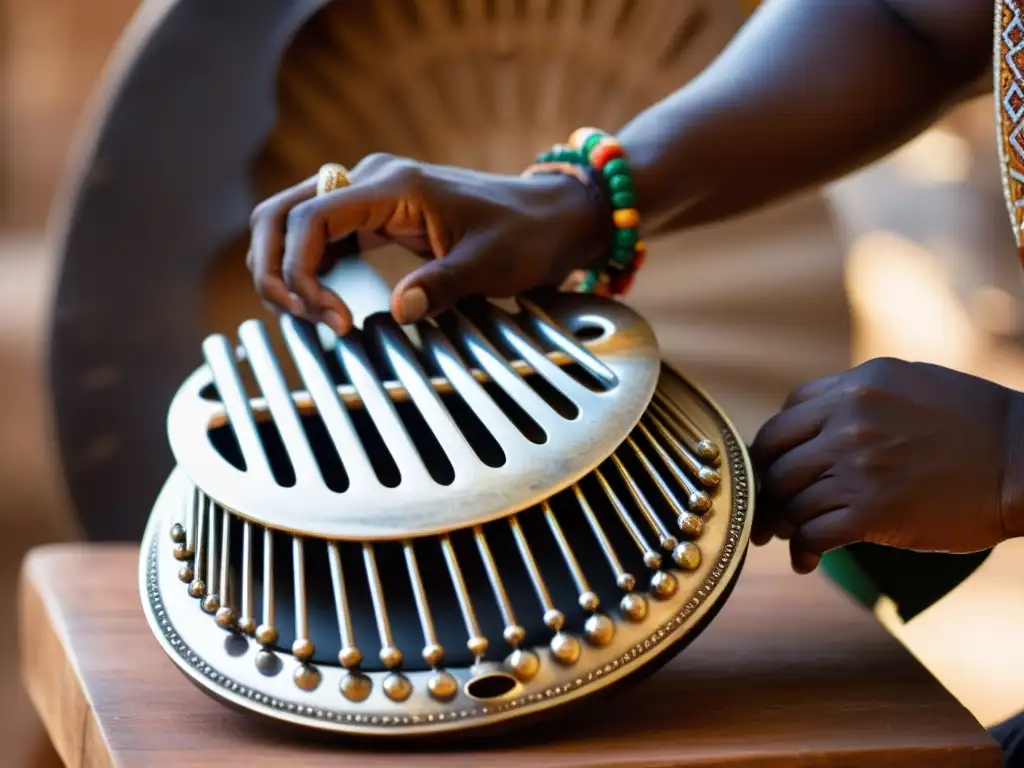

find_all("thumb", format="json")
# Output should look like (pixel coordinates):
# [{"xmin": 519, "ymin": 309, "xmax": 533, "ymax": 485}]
[{"xmin": 390, "ymin": 233, "xmax": 506, "ymax": 324}]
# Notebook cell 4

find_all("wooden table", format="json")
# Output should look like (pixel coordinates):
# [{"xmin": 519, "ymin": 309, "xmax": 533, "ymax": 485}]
[{"xmin": 19, "ymin": 543, "xmax": 1000, "ymax": 767}]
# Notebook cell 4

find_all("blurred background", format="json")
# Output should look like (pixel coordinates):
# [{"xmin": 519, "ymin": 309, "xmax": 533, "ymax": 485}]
[{"xmin": 2, "ymin": 1, "xmax": 1024, "ymax": 765}]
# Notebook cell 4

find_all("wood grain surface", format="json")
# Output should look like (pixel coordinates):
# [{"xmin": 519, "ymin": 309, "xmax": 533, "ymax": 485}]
[{"xmin": 19, "ymin": 542, "xmax": 1000, "ymax": 767}]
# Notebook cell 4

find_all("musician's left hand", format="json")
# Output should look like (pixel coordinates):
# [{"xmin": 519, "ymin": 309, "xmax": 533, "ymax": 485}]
[{"xmin": 748, "ymin": 357, "xmax": 1024, "ymax": 574}]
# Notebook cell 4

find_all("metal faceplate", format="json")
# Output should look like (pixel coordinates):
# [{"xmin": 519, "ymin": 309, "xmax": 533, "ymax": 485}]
[
  {"xmin": 142, "ymin": 364, "xmax": 754, "ymax": 738},
  {"xmin": 167, "ymin": 292, "xmax": 661, "ymax": 540}
]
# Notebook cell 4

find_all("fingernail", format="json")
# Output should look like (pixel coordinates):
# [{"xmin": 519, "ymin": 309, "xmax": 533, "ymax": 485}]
[
  {"xmin": 399, "ymin": 287, "xmax": 429, "ymax": 324},
  {"xmin": 322, "ymin": 310, "xmax": 347, "ymax": 336},
  {"xmin": 288, "ymin": 292, "xmax": 306, "ymax": 316}
]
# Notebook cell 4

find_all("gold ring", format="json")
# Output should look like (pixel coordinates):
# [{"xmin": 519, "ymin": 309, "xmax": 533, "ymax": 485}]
[{"xmin": 317, "ymin": 163, "xmax": 351, "ymax": 196}]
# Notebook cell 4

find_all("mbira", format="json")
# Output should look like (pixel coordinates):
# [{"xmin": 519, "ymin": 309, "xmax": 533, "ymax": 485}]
[{"xmin": 140, "ymin": 282, "xmax": 755, "ymax": 738}]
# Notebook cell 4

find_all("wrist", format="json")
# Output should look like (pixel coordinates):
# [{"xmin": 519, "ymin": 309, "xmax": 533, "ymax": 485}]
[
  {"xmin": 1000, "ymin": 390, "xmax": 1024, "ymax": 540},
  {"xmin": 523, "ymin": 167, "xmax": 613, "ymax": 274}
]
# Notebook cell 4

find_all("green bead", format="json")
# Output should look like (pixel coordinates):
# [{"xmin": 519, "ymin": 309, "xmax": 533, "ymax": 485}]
[
  {"xmin": 602, "ymin": 159, "xmax": 628, "ymax": 178},
  {"xmin": 536, "ymin": 151, "xmax": 554, "ymax": 163},
  {"xmin": 611, "ymin": 191, "xmax": 636, "ymax": 209},
  {"xmin": 611, "ymin": 247, "xmax": 635, "ymax": 266},
  {"xmin": 554, "ymin": 148, "xmax": 583, "ymax": 164},
  {"xmin": 614, "ymin": 228, "xmax": 638, "ymax": 248},
  {"xmin": 577, "ymin": 272, "xmax": 598, "ymax": 293},
  {"xmin": 582, "ymin": 134, "xmax": 604, "ymax": 156},
  {"xmin": 608, "ymin": 174, "xmax": 634, "ymax": 194}
]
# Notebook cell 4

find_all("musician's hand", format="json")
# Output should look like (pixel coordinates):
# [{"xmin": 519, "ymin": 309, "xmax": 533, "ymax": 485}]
[
  {"xmin": 247, "ymin": 154, "xmax": 609, "ymax": 335},
  {"xmin": 749, "ymin": 358, "xmax": 1024, "ymax": 574}
]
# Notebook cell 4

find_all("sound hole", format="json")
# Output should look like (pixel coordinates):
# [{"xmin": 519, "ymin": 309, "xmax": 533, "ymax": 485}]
[
  {"xmin": 573, "ymin": 324, "xmax": 604, "ymax": 342},
  {"xmin": 465, "ymin": 673, "xmax": 517, "ymax": 700}
]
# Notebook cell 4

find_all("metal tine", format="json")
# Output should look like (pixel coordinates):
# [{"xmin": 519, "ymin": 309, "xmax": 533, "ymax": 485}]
[
  {"xmin": 508, "ymin": 515, "xmax": 564, "ymax": 633},
  {"xmin": 439, "ymin": 535, "xmax": 489, "ymax": 661},
  {"xmin": 543, "ymin": 501, "xmax": 616, "ymax": 647},
  {"xmin": 573, "ymin": 485, "xmax": 648, "ymax": 622},
  {"xmin": 652, "ymin": 389, "xmax": 721, "ymax": 463},
  {"xmin": 335, "ymin": 332, "xmax": 432, "ymax": 482},
  {"xmin": 403, "ymin": 541, "xmax": 445, "ymax": 667},
  {"xmin": 239, "ymin": 522, "xmax": 255, "ymax": 634},
  {"xmin": 204, "ymin": 500, "xmax": 220, "ymax": 613},
  {"xmin": 419, "ymin": 323, "xmax": 529, "ymax": 450},
  {"xmin": 480, "ymin": 301, "xmax": 594, "ymax": 407},
  {"xmin": 215, "ymin": 508, "xmax": 234, "ymax": 627},
  {"xmin": 280, "ymin": 316, "xmax": 376, "ymax": 484},
  {"xmin": 609, "ymin": 455, "xmax": 678, "ymax": 552},
  {"xmin": 189, "ymin": 493, "xmax": 209, "ymax": 598},
  {"xmin": 473, "ymin": 526, "xmax": 526, "ymax": 649},
  {"xmin": 363, "ymin": 543, "xmax": 403, "ymax": 669},
  {"xmin": 624, "ymin": 435, "xmax": 688, "ymax": 523},
  {"xmin": 201, "ymin": 335, "xmax": 273, "ymax": 478},
  {"xmin": 636, "ymin": 421, "xmax": 712, "ymax": 514},
  {"xmin": 327, "ymin": 542, "xmax": 362, "ymax": 669},
  {"xmin": 369, "ymin": 316, "xmax": 480, "ymax": 469},
  {"xmin": 446, "ymin": 309, "xmax": 564, "ymax": 432},
  {"xmin": 517, "ymin": 296, "xmax": 617, "ymax": 387},
  {"xmin": 256, "ymin": 528, "xmax": 278, "ymax": 647},
  {"xmin": 292, "ymin": 537, "xmax": 314, "ymax": 661},
  {"xmin": 509, "ymin": 514, "xmax": 580, "ymax": 664},
  {"xmin": 542, "ymin": 502, "xmax": 596, "ymax": 609},
  {"xmin": 645, "ymin": 410, "xmax": 721, "ymax": 489},
  {"xmin": 572, "ymin": 485, "xmax": 633, "ymax": 592},
  {"xmin": 238, "ymin": 320, "xmax": 320, "ymax": 485},
  {"xmin": 184, "ymin": 485, "xmax": 199, "ymax": 558},
  {"xmin": 594, "ymin": 468, "xmax": 662, "ymax": 571}
]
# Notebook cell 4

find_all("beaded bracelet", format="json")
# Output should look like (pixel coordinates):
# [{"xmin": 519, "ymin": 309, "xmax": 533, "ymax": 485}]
[{"xmin": 531, "ymin": 127, "xmax": 647, "ymax": 297}]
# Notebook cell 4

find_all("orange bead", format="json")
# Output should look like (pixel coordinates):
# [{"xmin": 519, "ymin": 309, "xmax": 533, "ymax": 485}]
[
  {"xmin": 613, "ymin": 208, "xmax": 640, "ymax": 229},
  {"xmin": 569, "ymin": 127, "xmax": 601, "ymax": 150},
  {"xmin": 589, "ymin": 140, "xmax": 624, "ymax": 170}
]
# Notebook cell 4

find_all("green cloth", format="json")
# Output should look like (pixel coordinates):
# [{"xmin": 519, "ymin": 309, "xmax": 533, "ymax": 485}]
[{"xmin": 821, "ymin": 544, "xmax": 992, "ymax": 622}]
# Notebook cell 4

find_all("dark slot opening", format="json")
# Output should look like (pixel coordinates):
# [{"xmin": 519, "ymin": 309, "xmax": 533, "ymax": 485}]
[
  {"xmin": 208, "ymin": 423, "xmax": 246, "ymax": 471},
  {"xmin": 438, "ymin": 389, "xmax": 506, "ymax": 468},
  {"xmin": 299, "ymin": 411, "xmax": 349, "ymax": 492},
  {"xmin": 481, "ymin": 380, "xmax": 547, "ymax": 444},
  {"xmin": 459, "ymin": 304, "xmax": 580, "ymax": 419},
  {"xmin": 257, "ymin": 419, "xmax": 297, "ymax": 487},
  {"xmin": 348, "ymin": 406, "xmax": 402, "ymax": 488},
  {"xmin": 199, "ymin": 382, "xmax": 221, "ymax": 401},
  {"xmin": 519, "ymin": 312, "xmax": 615, "ymax": 393},
  {"xmin": 436, "ymin": 313, "xmax": 548, "ymax": 445}
]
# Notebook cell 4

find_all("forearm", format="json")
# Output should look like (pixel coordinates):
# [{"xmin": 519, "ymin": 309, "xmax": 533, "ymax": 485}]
[{"xmin": 621, "ymin": 0, "xmax": 991, "ymax": 233}]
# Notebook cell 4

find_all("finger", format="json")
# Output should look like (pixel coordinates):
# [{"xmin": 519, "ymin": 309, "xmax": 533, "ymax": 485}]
[
  {"xmin": 390, "ymin": 232, "xmax": 507, "ymax": 324},
  {"xmin": 756, "ymin": 477, "xmax": 844, "ymax": 546},
  {"xmin": 782, "ymin": 373, "xmax": 842, "ymax": 410},
  {"xmin": 750, "ymin": 397, "xmax": 833, "ymax": 471},
  {"xmin": 790, "ymin": 508, "xmax": 860, "ymax": 574},
  {"xmin": 780, "ymin": 478, "xmax": 845, "ymax": 531},
  {"xmin": 281, "ymin": 185, "xmax": 396, "ymax": 334},
  {"xmin": 758, "ymin": 436, "xmax": 834, "ymax": 504},
  {"xmin": 249, "ymin": 176, "xmax": 318, "ymax": 314}
]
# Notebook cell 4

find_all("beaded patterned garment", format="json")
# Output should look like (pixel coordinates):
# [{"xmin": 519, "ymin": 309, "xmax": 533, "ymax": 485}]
[{"xmin": 997, "ymin": 0, "xmax": 1024, "ymax": 256}]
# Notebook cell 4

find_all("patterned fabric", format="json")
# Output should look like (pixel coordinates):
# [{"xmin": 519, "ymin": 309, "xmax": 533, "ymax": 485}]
[{"xmin": 997, "ymin": 0, "xmax": 1024, "ymax": 259}]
